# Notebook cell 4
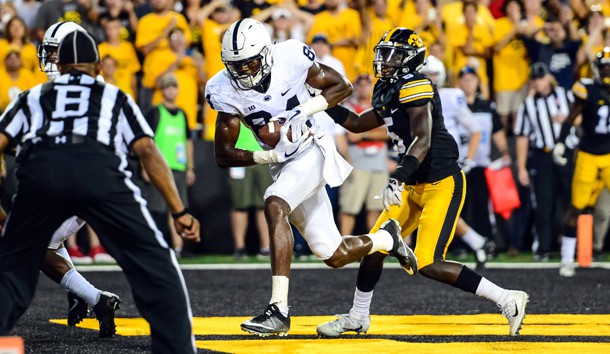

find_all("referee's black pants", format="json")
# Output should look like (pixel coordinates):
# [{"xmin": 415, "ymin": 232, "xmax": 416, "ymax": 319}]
[
  {"xmin": 0, "ymin": 144, "xmax": 195, "ymax": 354},
  {"xmin": 527, "ymin": 149, "xmax": 573, "ymax": 256},
  {"xmin": 461, "ymin": 166, "xmax": 493, "ymax": 239}
]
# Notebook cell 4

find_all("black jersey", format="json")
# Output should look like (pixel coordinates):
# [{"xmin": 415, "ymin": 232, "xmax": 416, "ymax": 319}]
[
  {"xmin": 572, "ymin": 78, "xmax": 610, "ymax": 155},
  {"xmin": 372, "ymin": 72, "xmax": 460, "ymax": 184}
]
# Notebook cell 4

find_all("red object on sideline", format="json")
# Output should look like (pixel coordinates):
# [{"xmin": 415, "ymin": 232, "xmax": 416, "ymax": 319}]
[
  {"xmin": 484, "ymin": 166, "xmax": 521, "ymax": 220},
  {"xmin": 577, "ymin": 214, "xmax": 593, "ymax": 267}
]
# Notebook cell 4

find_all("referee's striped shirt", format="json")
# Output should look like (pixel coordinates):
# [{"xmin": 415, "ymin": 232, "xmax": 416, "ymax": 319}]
[
  {"xmin": 514, "ymin": 86, "xmax": 573, "ymax": 151},
  {"xmin": 0, "ymin": 71, "xmax": 153, "ymax": 153}
]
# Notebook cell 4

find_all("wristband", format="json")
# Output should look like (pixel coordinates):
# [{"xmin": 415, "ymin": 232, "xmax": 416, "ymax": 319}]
[
  {"xmin": 172, "ymin": 207, "xmax": 190, "ymax": 219},
  {"xmin": 390, "ymin": 155, "xmax": 420, "ymax": 183},
  {"xmin": 297, "ymin": 95, "xmax": 329, "ymax": 116},
  {"xmin": 325, "ymin": 105, "xmax": 350, "ymax": 125},
  {"xmin": 253, "ymin": 150, "xmax": 279, "ymax": 164}
]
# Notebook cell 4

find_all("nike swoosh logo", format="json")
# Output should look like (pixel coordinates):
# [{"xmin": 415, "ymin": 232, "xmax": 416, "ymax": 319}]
[
  {"xmin": 284, "ymin": 141, "xmax": 302, "ymax": 158},
  {"xmin": 391, "ymin": 108, "xmax": 399, "ymax": 114},
  {"xmin": 353, "ymin": 325, "xmax": 363, "ymax": 332},
  {"xmin": 289, "ymin": 109, "xmax": 301, "ymax": 120},
  {"xmin": 513, "ymin": 303, "xmax": 519, "ymax": 317},
  {"xmin": 69, "ymin": 298, "xmax": 80, "ymax": 313},
  {"xmin": 281, "ymin": 88, "xmax": 291, "ymax": 96}
]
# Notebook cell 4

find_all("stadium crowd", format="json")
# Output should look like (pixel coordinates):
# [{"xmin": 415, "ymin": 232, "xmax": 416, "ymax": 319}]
[{"xmin": 0, "ymin": 0, "xmax": 609, "ymax": 264}]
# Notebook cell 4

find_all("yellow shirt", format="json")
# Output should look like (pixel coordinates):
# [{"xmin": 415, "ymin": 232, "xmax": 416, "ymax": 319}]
[
  {"xmin": 0, "ymin": 40, "xmax": 39, "ymax": 74},
  {"xmin": 448, "ymin": 23, "xmax": 493, "ymax": 84},
  {"xmin": 493, "ymin": 17, "xmax": 530, "ymax": 92},
  {"xmin": 398, "ymin": 11, "xmax": 441, "ymax": 49},
  {"xmin": 0, "ymin": 68, "xmax": 36, "ymax": 110},
  {"xmin": 307, "ymin": 8, "xmax": 362, "ymax": 81},
  {"xmin": 387, "ymin": 0, "xmax": 414, "ymax": 27},
  {"xmin": 355, "ymin": 14, "xmax": 394, "ymax": 78},
  {"xmin": 201, "ymin": 19, "xmax": 229, "ymax": 80},
  {"xmin": 441, "ymin": 1, "xmax": 495, "ymax": 33},
  {"xmin": 98, "ymin": 41, "xmax": 141, "ymax": 98},
  {"xmin": 152, "ymin": 55, "xmax": 199, "ymax": 129},
  {"xmin": 136, "ymin": 11, "xmax": 191, "ymax": 88}
]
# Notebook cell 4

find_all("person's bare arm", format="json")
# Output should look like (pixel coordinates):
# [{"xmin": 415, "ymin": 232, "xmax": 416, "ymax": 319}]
[
  {"xmin": 403, "ymin": 103, "xmax": 433, "ymax": 163},
  {"xmin": 132, "ymin": 137, "xmax": 200, "ymax": 241},
  {"xmin": 341, "ymin": 108, "xmax": 385, "ymax": 133},
  {"xmin": 305, "ymin": 61, "xmax": 353, "ymax": 107},
  {"xmin": 214, "ymin": 112, "xmax": 256, "ymax": 168}
]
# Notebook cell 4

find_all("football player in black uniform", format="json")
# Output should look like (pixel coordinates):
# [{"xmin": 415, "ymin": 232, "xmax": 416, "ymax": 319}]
[
  {"xmin": 318, "ymin": 28, "xmax": 529, "ymax": 337},
  {"xmin": 554, "ymin": 47, "xmax": 610, "ymax": 277}
]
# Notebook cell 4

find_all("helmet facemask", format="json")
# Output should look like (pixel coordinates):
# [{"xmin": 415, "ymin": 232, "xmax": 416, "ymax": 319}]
[
  {"xmin": 37, "ymin": 42, "xmax": 60, "ymax": 79},
  {"xmin": 373, "ymin": 43, "xmax": 424, "ymax": 81},
  {"xmin": 223, "ymin": 46, "xmax": 272, "ymax": 90}
]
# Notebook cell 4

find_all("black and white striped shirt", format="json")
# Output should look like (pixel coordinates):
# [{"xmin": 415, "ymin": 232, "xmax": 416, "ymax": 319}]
[
  {"xmin": 0, "ymin": 71, "xmax": 153, "ymax": 154},
  {"xmin": 514, "ymin": 86, "xmax": 573, "ymax": 151}
]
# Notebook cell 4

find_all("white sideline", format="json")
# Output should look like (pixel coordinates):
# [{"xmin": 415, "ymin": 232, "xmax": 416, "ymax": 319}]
[{"xmin": 74, "ymin": 262, "xmax": 610, "ymax": 272}]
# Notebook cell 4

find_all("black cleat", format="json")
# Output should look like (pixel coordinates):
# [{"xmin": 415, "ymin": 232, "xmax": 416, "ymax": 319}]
[
  {"xmin": 241, "ymin": 303, "xmax": 290, "ymax": 337},
  {"xmin": 93, "ymin": 292, "xmax": 121, "ymax": 338},
  {"xmin": 382, "ymin": 219, "xmax": 418, "ymax": 275},
  {"xmin": 67, "ymin": 292, "xmax": 89, "ymax": 326}
]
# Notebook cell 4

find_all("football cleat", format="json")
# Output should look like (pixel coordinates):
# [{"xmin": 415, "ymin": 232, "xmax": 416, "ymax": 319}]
[
  {"xmin": 241, "ymin": 303, "xmax": 290, "ymax": 337},
  {"xmin": 93, "ymin": 292, "xmax": 121, "ymax": 338},
  {"xmin": 382, "ymin": 219, "xmax": 418, "ymax": 275},
  {"xmin": 67, "ymin": 292, "xmax": 89, "ymax": 326},
  {"xmin": 317, "ymin": 313, "xmax": 371, "ymax": 337},
  {"xmin": 498, "ymin": 290, "xmax": 529, "ymax": 336},
  {"xmin": 559, "ymin": 262, "xmax": 576, "ymax": 277},
  {"xmin": 475, "ymin": 238, "xmax": 496, "ymax": 271}
]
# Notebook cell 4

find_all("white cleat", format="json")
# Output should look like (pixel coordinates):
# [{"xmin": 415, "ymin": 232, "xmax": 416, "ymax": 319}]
[
  {"xmin": 317, "ymin": 313, "xmax": 370, "ymax": 337},
  {"xmin": 559, "ymin": 262, "xmax": 576, "ymax": 277},
  {"xmin": 498, "ymin": 290, "xmax": 529, "ymax": 336}
]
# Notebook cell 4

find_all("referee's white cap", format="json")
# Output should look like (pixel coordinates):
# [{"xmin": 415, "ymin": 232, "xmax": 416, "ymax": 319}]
[{"xmin": 57, "ymin": 30, "xmax": 99, "ymax": 65}]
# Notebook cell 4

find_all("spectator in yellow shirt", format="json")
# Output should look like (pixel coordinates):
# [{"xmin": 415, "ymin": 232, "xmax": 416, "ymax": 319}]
[
  {"xmin": 441, "ymin": 0, "xmax": 495, "ymax": 33},
  {"xmin": 99, "ymin": 17, "xmax": 141, "ymax": 99},
  {"xmin": 135, "ymin": 0, "xmax": 191, "ymax": 114},
  {"xmin": 0, "ymin": 17, "xmax": 38, "ymax": 75},
  {"xmin": 493, "ymin": 0, "xmax": 530, "ymax": 129},
  {"xmin": 447, "ymin": 1, "xmax": 492, "ymax": 97},
  {"xmin": 0, "ymin": 47, "xmax": 36, "ymax": 111},
  {"xmin": 397, "ymin": 0, "xmax": 442, "ymax": 51},
  {"xmin": 199, "ymin": 0, "xmax": 236, "ymax": 140},
  {"xmin": 307, "ymin": 0, "xmax": 362, "ymax": 81}
]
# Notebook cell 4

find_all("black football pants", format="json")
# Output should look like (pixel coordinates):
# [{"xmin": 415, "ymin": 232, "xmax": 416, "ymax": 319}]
[{"xmin": 0, "ymin": 144, "xmax": 195, "ymax": 354}]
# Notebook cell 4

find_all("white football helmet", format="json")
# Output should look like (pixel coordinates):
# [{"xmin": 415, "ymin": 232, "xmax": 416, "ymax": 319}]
[
  {"xmin": 421, "ymin": 55, "xmax": 446, "ymax": 88},
  {"xmin": 37, "ymin": 21, "xmax": 86, "ymax": 80},
  {"xmin": 221, "ymin": 18, "xmax": 273, "ymax": 90}
]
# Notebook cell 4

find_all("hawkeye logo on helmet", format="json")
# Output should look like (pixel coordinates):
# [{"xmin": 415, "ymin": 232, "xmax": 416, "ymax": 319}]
[{"xmin": 408, "ymin": 34, "xmax": 423, "ymax": 48}]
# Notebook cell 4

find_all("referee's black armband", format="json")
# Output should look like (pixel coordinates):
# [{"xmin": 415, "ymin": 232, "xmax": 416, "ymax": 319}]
[
  {"xmin": 390, "ymin": 155, "xmax": 420, "ymax": 183},
  {"xmin": 171, "ymin": 207, "xmax": 191, "ymax": 219},
  {"xmin": 324, "ymin": 105, "xmax": 350, "ymax": 125}
]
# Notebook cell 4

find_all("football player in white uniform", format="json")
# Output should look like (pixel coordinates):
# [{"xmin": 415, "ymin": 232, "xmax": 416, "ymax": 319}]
[
  {"xmin": 421, "ymin": 56, "xmax": 495, "ymax": 270},
  {"xmin": 206, "ymin": 18, "xmax": 417, "ymax": 337},
  {"xmin": 36, "ymin": 22, "xmax": 120, "ymax": 335}
]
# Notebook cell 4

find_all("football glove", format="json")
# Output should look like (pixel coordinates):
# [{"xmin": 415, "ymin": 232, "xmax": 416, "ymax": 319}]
[
  {"xmin": 273, "ymin": 125, "xmax": 313, "ymax": 162},
  {"xmin": 458, "ymin": 158, "xmax": 476, "ymax": 174},
  {"xmin": 383, "ymin": 178, "xmax": 404, "ymax": 211},
  {"xmin": 552, "ymin": 142, "xmax": 567, "ymax": 166},
  {"xmin": 281, "ymin": 108, "xmax": 310, "ymax": 141}
]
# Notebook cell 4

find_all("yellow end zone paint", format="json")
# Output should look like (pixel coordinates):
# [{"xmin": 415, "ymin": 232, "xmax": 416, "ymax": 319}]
[
  {"xmin": 196, "ymin": 339, "xmax": 610, "ymax": 354},
  {"xmin": 50, "ymin": 314, "xmax": 610, "ymax": 337}
]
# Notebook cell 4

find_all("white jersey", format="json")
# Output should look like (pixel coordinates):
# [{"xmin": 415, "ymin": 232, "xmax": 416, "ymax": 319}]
[
  {"xmin": 206, "ymin": 39, "xmax": 322, "ymax": 150},
  {"xmin": 471, "ymin": 111, "xmax": 493, "ymax": 167},
  {"xmin": 439, "ymin": 88, "xmax": 479, "ymax": 159}
]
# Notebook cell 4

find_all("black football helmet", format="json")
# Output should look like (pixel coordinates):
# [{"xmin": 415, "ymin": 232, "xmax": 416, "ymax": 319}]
[
  {"xmin": 373, "ymin": 28, "xmax": 426, "ymax": 81},
  {"xmin": 593, "ymin": 47, "xmax": 610, "ymax": 87}
]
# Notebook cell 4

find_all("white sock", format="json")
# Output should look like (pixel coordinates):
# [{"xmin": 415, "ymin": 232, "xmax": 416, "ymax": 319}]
[
  {"xmin": 462, "ymin": 228, "xmax": 486, "ymax": 250},
  {"xmin": 475, "ymin": 277, "xmax": 506, "ymax": 305},
  {"xmin": 55, "ymin": 247, "xmax": 74, "ymax": 267},
  {"xmin": 561, "ymin": 236, "xmax": 577, "ymax": 264},
  {"xmin": 367, "ymin": 230, "xmax": 394, "ymax": 254},
  {"xmin": 349, "ymin": 289, "xmax": 373, "ymax": 320},
  {"xmin": 59, "ymin": 268, "xmax": 101, "ymax": 306},
  {"xmin": 269, "ymin": 275, "xmax": 289, "ymax": 316}
]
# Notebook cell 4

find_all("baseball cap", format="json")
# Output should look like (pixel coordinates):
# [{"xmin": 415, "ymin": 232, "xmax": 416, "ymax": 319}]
[
  {"xmin": 4, "ymin": 45, "xmax": 21, "ymax": 60},
  {"xmin": 311, "ymin": 34, "xmax": 329, "ymax": 45},
  {"xmin": 458, "ymin": 66, "xmax": 478, "ymax": 78},
  {"xmin": 530, "ymin": 62, "xmax": 549, "ymax": 79},
  {"xmin": 159, "ymin": 73, "xmax": 178, "ymax": 89},
  {"xmin": 272, "ymin": 8, "xmax": 292, "ymax": 20},
  {"xmin": 57, "ymin": 30, "xmax": 99, "ymax": 65}
]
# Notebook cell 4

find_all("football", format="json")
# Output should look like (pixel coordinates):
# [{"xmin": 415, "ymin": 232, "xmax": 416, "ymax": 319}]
[{"xmin": 258, "ymin": 120, "xmax": 291, "ymax": 148}]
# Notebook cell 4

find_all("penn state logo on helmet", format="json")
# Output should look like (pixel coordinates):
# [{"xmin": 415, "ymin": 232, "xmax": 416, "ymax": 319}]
[
  {"xmin": 221, "ymin": 18, "xmax": 273, "ymax": 90},
  {"xmin": 373, "ymin": 28, "xmax": 426, "ymax": 81},
  {"xmin": 593, "ymin": 47, "xmax": 610, "ymax": 87}
]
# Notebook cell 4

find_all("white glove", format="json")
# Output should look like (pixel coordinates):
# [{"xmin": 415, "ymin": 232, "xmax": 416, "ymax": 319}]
[
  {"xmin": 552, "ymin": 142, "xmax": 567, "ymax": 166},
  {"xmin": 458, "ymin": 158, "xmax": 476, "ymax": 174},
  {"xmin": 281, "ymin": 108, "xmax": 310, "ymax": 142},
  {"xmin": 273, "ymin": 125, "xmax": 313, "ymax": 161},
  {"xmin": 383, "ymin": 178, "xmax": 404, "ymax": 211}
]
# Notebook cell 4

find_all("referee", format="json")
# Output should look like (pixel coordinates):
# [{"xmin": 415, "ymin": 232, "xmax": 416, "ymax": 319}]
[
  {"xmin": 0, "ymin": 30, "xmax": 199, "ymax": 353},
  {"xmin": 514, "ymin": 62, "xmax": 574, "ymax": 261}
]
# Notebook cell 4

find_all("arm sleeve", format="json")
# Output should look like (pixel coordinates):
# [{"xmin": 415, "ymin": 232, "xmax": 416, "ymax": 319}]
[
  {"xmin": 513, "ymin": 101, "xmax": 531, "ymax": 136},
  {"xmin": 455, "ymin": 91, "xmax": 480, "ymax": 133},
  {"xmin": 145, "ymin": 106, "xmax": 159, "ymax": 132},
  {"xmin": 571, "ymin": 80, "xmax": 588, "ymax": 101},
  {"xmin": 120, "ymin": 93, "xmax": 155, "ymax": 149},
  {"xmin": 0, "ymin": 92, "xmax": 28, "ymax": 144},
  {"xmin": 491, "ymin": 110, "xmax": 503, "ymax": 134},
  {"xmin": 398, "ymin": 78, "xmax": 434, "ymax": 107},
  {"xmin": 204, "ymin": 77, "xmax": 240, "ymax": 115}
]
